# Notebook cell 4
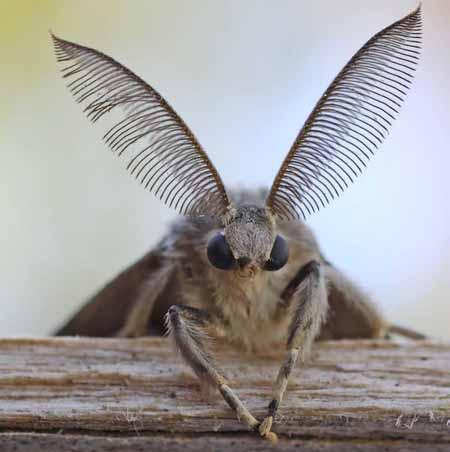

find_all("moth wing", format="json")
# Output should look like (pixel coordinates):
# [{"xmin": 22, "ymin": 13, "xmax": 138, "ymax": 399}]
[
  {"xmin": 320, "ymin": 262, "xmax": 426, "ymax": 340},
  {"xmin": 319, "ymin": 263, "xmax": 387, "ymax": 340},
  {"xmin": 55, "ymin": 249, "xmax": 179, "ymax": 337}
]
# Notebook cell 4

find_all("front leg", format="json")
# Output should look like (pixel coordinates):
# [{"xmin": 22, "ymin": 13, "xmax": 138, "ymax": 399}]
[
  {"xmin": 166, "ymin": 305, "xmax": 276, "ymax": 438},
  {"xmin": 259, "ymin": 260, "xmax": 328, "ymax": 437}
]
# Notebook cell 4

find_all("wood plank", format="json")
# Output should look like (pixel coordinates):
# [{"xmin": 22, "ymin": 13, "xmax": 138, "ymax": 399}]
[{"xmin": 0, "ymin": 338, "xmax": 448, "ymax": 450}]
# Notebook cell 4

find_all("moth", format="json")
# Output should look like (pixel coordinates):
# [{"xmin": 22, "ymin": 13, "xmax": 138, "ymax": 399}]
[{"xmin": 52, "ymin": 6, "xmax": 423, "ymax": 440}]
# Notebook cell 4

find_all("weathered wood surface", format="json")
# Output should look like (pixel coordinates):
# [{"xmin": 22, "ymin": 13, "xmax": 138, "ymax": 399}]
[{"xmin": 0, "ymin": 338, "xmax": 448, "ymax": 451}]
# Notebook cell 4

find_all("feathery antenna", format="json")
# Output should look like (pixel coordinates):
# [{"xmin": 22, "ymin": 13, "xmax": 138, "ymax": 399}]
[{"xmin": 266, "ymin": 7, "xmax": 422, "ymax": 220}]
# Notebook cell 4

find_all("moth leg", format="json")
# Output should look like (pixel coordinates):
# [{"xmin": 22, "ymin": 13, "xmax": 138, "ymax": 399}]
[
  {"xmin": 166, "ymin": 305, "xmax": 268, "ymax": 436},
  {"xmin": 259, "ymin": 260, "xmax": 328, "ymax": 437}
]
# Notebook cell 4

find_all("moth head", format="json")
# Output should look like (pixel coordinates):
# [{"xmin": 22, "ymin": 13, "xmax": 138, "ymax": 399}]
[{"xmin": 206, "ymin": 205, "xmax": 289, "ymax": 275}]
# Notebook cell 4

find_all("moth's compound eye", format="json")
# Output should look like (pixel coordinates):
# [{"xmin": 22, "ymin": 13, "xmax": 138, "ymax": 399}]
[
  {"xmin": 207, "ymin": 232, "xmax": 237, "ymax": 270},
  {"xmin": 264, "ymin": 235, "xmax": 289, "ymax": 271}
]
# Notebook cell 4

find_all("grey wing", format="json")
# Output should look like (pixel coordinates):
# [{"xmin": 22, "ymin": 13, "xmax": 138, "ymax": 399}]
[
  {"xmin": 319, "ymin": 262, "xmax": 388, "ymax": 340},
  {"xmin": 273, "ymin": 191, "xmax": 424, "ymax": 341},
  {"xmin": 319, "ymin": 262, "xmax": 426, "ymax": 340},
  {"xmin": 54, "ymin": 248, "xmax": 180, "ymax": 337},
  {"xmin": 275, "ymin": 217, "xmax": 389, "ymax": 340}
]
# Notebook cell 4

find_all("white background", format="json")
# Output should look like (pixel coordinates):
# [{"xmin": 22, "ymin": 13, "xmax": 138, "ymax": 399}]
[{"xmin": 1, "ymin": 0, "xmax": 449, "ymax": 337}]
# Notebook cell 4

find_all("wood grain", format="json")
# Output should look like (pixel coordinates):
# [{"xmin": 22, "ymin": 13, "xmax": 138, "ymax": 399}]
[{"xmin": 0, "ymin": 337, "xmax": 448, "ymax": 450}]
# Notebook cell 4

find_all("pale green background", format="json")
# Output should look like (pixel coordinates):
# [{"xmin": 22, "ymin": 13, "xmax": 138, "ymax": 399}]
[{"xmin": 1, "ymin": 0, "xmax": 449, "ymax": 338}]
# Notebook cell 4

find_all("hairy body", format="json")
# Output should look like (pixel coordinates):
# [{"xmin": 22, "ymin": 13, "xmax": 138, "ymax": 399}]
[{"xmin": 57, "ymin": 188, "xmax": 386, "ymax": 346}]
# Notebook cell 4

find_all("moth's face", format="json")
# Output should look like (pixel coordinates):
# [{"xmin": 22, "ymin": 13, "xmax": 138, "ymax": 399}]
[{"xmin": 206, "ymin": 205, "xmax": 289, "ymax": 276}]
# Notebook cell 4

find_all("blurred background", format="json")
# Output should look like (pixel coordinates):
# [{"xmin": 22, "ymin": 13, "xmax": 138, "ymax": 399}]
[{"xmin": 1, "ymin": 0, "xmax": 449, "ymax": 338}]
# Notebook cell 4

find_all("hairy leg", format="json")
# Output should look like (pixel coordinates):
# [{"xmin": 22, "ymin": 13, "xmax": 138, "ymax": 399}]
[
  {"xmin": 259, "ymin": 260, "xmax": 328, "ymax": 436},
  {"xmin": 166, "ymin": 305, "xmax": 273, "ymax": 436}
]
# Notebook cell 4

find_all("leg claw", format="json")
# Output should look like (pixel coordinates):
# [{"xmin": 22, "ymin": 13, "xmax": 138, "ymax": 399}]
[{"xmin": 259, "ymin": 416, "xmax": 277, "ymax": 442}]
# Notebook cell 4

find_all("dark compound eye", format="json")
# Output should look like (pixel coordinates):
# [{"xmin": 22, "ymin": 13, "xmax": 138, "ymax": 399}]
[
  {"xmin": 207, "ymin": 232, "xmax": 237, "ymax": 270},
  {"xmin": 264, "ymin": 235, "xmax": 289, "ymax": 271}
]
